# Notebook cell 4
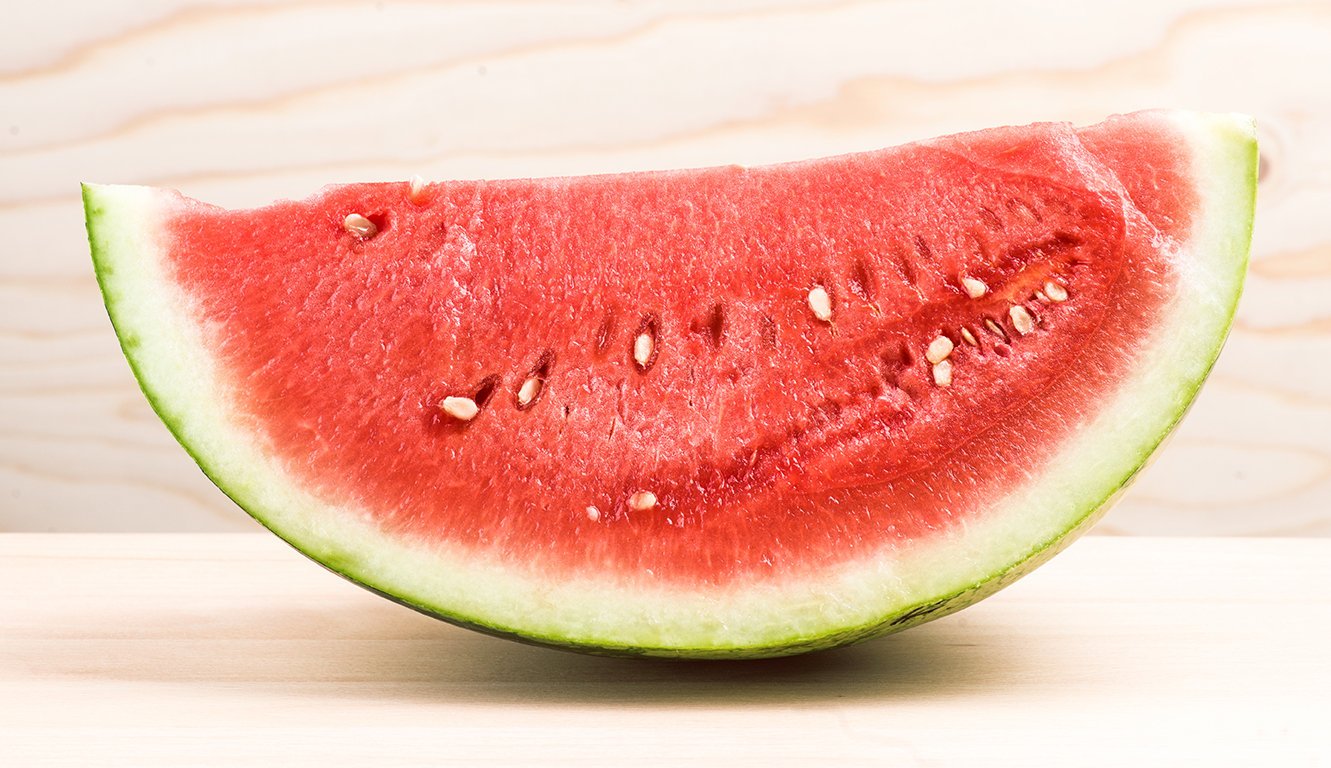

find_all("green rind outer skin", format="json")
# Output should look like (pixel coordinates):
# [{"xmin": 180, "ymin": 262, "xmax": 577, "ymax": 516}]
[{"xmin": 83, "ymin": 117, "xmax": 1257, "ymax": 659}]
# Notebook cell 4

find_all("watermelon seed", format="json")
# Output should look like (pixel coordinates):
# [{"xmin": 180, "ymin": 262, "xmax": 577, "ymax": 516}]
[
  {"xmin": 925, "ymin": 335, "xmax": 954, "ymax": 365},
  {"xmin": 807, "ymin": 286, "xmax": 834, "ymax": 322},
  {"xmin": 440, "ymin": 396, "xmax": 479, "ymax": 421},
  {"xmin": 634, "ymin": 333, "xmax": 653, "ymax": 367},
  {"xmin": 517, "ymin": 377, "xmax": 542, "ymax": 408},
  {"xmin": 932, "ymin": 360, "xmax": 953, "ymax": 387},
  {"xmin": 629, "ymin": 491, "xmax": 657, "ymax": 512},
  {"xmin": 586, "ymin": 506, "xmax": 602, "ymax": 522},
  {"xmin": 516, "ymin": 350, "xmax": 554, "ymax": 410},
  {"xmin": 1009, "ymin": 305, "xmax": 1035, "ymax": 336},
  {"xmin": 1043, "ymin": 280, "xmax": 1068, "ymax": 302},
  {"xmin": 1035, "ymin": 290, "xmax": 1049, "ymax": 302},
  {"xmin": 960, "ymin": 327, "xmax": 978, "ymax": 347},
  {"xmin": 633, "ymin": 315, "xmax": 659, "ymax": 372},
  {"xmin": 343, "ymin": 213, "xmax": 378, "ymax": 238},
  {"xmin": 409, "ymin": 175, "xmax": 427, "ymax": 203},
  {"xmin": 984, "ymin": 318, "xmax": 1008, "ymax": 341},
  {"xmin": 961, "ymin": 277, "xmax": 988, "ymax": 298}
]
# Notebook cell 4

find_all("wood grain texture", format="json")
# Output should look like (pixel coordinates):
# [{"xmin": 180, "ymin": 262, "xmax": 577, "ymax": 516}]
[
  {"xmin": 0, "ymin": 534, "xmax": 1326, "ymax": 765},
  {"xmin": 2, "ymin": 0, "xmax": 1329, "ymax": 533}
]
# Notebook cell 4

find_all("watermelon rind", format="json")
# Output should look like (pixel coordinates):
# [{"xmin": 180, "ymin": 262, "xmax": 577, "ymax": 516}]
[{"xmin": 85, "ymin": 111, "xmax": 1255, "ymax": 658}]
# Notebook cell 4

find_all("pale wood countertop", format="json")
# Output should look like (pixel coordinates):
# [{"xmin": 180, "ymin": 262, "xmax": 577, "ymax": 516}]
[{"xmin": 1, "ymin": 533, "xmax": 1326, "ymax": 766}]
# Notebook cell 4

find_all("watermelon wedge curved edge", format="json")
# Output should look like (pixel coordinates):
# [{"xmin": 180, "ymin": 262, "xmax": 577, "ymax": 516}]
[{"xmin": 84, "ymin": 110, "xmax": 1255, "ymax": 658}]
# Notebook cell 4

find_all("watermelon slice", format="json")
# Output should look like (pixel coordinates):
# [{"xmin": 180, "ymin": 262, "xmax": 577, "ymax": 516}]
[{"xmin": 85, "ymin": 110, "xmax": 1255, "ymax": 658}]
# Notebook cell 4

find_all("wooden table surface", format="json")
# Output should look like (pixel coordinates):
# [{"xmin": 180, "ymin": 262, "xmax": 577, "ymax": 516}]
[
  {"xmin": 1, "ymin": 533, "xmax": 1326, "ymax": 766},
  {"xmin": 4, "ymin": 1, "xmax": 1331, "ymax": 536}
]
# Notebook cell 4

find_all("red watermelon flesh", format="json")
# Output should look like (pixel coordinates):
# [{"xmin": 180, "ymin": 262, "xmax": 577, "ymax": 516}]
[{"xmin": 86, "ymin": 110, "xmax": 1254, "ymax": 656}]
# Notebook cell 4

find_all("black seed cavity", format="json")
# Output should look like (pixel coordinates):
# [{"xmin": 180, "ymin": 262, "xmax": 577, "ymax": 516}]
[
  {"xmin": 1042, "ymin": 197, "xmax": 1074, "ymax": 217},
  {"xmin": 473, "ymin": 374, "xmax": 502, "ymax": 410},
  {"xmin": 895, "ymin": 246, "xmax": 919, "ymax": 287},
  {"xmin": 1002, "ymin": 232, "xmax": 1083, "ymax": 268},
  {"xmin": 881, "ymin": 341, "xmax": 914, "ymax": 388},
  {"xmin": 534, "ymin": 349, "xmax": 555, "ymax": 378},
  {"xmin": 978, "ymin": 206, "xmax": 1004, "ymax": 232},
  {"xmin": 595, "ymin": 309, "xmax": 617, "ymax": 356},
  {"xmin": 811, "ymin": 399, "xmax": 842, "ymax": 426},
  {"xmin": 965, "ymin": 231, "xmax": 989, "ymax": 261},
  {"xmin": 1041, "ymin": 231, "xmax": 1079, "ymax": 251},
  {"xmin": 913, "ymin": 235, "xmax": 933, "ymax": 260},
  {"xmin": 1006, "ymin": 197, "xmax": 1043, "ymax": 223},
  {"xmin": 848, "ymin": 257, "xmax": 876, "ymax": 304},
  {"xmin": 691, "ymin": 303, "xmax": 727, "ymax": 349}
]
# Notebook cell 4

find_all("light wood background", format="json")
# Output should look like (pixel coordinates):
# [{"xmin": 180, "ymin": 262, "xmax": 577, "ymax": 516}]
[{"xmin": 3, "ymin": 0, "xmax": 1329, "ymax": 535}]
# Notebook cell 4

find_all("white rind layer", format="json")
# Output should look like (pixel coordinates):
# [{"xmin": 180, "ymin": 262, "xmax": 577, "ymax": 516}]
[{"xmin": 85, "ymin": 111, "xmax": 1255, "ymax": 656}]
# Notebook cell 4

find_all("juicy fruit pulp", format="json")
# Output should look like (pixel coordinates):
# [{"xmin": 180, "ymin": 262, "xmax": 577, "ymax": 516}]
[
  {"xmin": 170, "ymin": 140, "xmax": 1152, "ymax": 584},
  {"xmin": 86, "ymin": 111, "xmax": 1256, "ymax": 657}
]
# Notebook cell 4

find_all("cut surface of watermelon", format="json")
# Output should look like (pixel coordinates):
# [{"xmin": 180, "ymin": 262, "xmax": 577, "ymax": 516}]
[{"xmin": 86, "ymin": 110, "xmax": 1255, "ymax": 657}]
